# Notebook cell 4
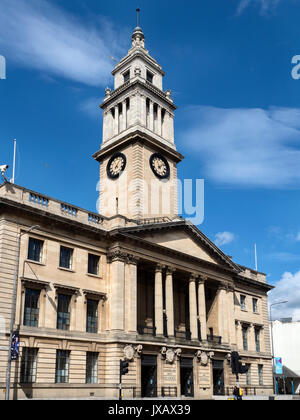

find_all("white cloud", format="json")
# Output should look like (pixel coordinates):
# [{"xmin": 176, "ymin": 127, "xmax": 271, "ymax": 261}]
[
  {"xmin": 236, "ymin": 0, "xmax": 281, "ymax": 16},
  {"xmin": 178, "ymin": 105, "xmax": 300, "ymax": 189},
  {"xmin": 214, "ymin": 231, "xmax": 236, "ymax": 247},
  {"xmin": 79, "ymin": 97, "xmax": 102, "ymax": 119},
  {"xmin": 269, "ymin": 270, "xmax": 300, "ymax": 321},
  {"xmin": 0, "ymin": 0, "xmax": 125, "ymax": 86}
]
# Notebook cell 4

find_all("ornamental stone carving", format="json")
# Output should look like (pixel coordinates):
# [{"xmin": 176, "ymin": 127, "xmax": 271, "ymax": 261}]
[
  {"xmin": 195, "ymin": 350, "xmax": 209, "ymax": 366},
  {"xmin": 135, "ymin": 344, "xmax": 143, "ymax": 355},
  {"xmin": 165, "ymin": 349, "xmax": 175, "ymax": 364},
  {"xmin": 123, "ymin": 345, "xmax": 135, "ymax": 361}
]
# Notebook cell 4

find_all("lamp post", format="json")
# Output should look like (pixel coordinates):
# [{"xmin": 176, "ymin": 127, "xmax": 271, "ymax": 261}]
[
  {"xmin": 269, "ymin": 300, "xmax": 288, "ymax": 395},
  {"xmin": 5, "ymin": 225, "xmax": 40, "ymax": 400}
]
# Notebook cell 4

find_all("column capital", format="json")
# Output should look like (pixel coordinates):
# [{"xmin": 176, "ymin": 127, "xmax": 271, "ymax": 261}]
[
  {"xmin": 155, "ymin": 263, "xmax": 165, "ymax": 273},
  {"xmin": 126, "ymin": 254, "xmax": 140, "ymax": 265},
  {"xmin": 189, "ymin": 273, "xmax": 198, "ymax": 283},
  {"xmin": 198, "ymin": 274, "xmax": 208, "ymax": 283},
  {"xmin": 107, "ymin": 249, "xmax": 127, "ymax": 263},
  {"xmin": 166, "ymin": 266, "xmax": 176, "ymax": 275}
]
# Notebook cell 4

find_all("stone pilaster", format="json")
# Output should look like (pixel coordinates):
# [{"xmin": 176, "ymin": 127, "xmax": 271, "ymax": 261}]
[
  {"xmin": 154, "ymin": 264, "xmax": 164, "ymax": 336},
  {"xmin": 165, "ymin": 267, "xmax": 175, "ymax": 337},
  {"xmin": 197, "ymin": 276, "xmax": 207, "ymax": 341},
  {"xmin": 189, "ymin": 275, "xmax": 198, "ymax": 340}
]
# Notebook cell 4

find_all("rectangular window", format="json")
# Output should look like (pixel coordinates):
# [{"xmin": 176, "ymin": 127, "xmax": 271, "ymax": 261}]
[
  {"xmin": 28, "ymin": 238, "xmax": 43, "ymax": 262},
  {"xmin": 86, "ymin": 352, "xmax": 99, "ymax": 384},
  {"xmin": 23, "ymin": 288, "xmax": 40, "ymax": 327},
  {"xmin": 20, "ymin": 348, "xmax": 38, "ymax": 384},
  {"xmin": 123, "ymin": 70, "xmax": 130, "ymax": 83},
  {"xmin": 57, "ymin": 294, "xmax": 71, "ymax": 330},
  {"xmin": 252, "ymin": 298, "xmax": 258, "ymax": 313},
  {"xmin": 59, "ymin": 246, "xmax": 73, "ymax": 269},
  {"xmin": 55, "ymin": 350, "xmax": 70, "ymax": 383},
  {"xmin": 146, "ymin": 70, "xmax": 154, "ymax": 83},
  {"xmin": 240, "ymin": 295, "xmax": 246, "ymax": 310},
  {"xmin": 88, "ymin": 254, "xmax": 100, "ymax": 276},
  {"xmin": 255, "ymin": 328, "xmax": 260, "ymax": 352},
  {"xmin": 242, "ymin": 326, "xmax": 248, "ymax": 351},
  {"xmin": 258, "ymin": 364, "xmax": 263, "ymax": 385},
  {"xmin": 86, "ymin": 299, "xmax": 98, "ymax": 333},
  {"xmin": 246, "ymin": 364, "xmax": 251, "ymax": 385}
]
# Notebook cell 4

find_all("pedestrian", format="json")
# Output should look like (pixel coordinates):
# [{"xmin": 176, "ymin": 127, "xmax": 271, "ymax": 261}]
[{"xmin": 233, "ymin": 386, "xmax": 239, "ymax": 400}]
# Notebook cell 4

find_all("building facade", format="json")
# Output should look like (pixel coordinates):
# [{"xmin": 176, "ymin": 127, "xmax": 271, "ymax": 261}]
[
  {"xmin": 0, "ymin": 24, "xmax": 274, "ymax": 400},
  {"xmin": 271, "ymin": 320, "xmax": 300, "ymax": 394}
]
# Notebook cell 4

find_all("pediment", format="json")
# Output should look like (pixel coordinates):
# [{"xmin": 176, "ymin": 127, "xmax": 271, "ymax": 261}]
[{"xmin": 120, "ymin": 221, "xmax": 240, "ymax": 272}]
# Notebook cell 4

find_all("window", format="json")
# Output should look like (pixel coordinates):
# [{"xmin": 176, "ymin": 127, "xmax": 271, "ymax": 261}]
[
  {"xmin": 57, "ymin": 294, "xmax": 71, "ymax": 330},
  {"xmin": 246, "ymin": 364, "xmax": 251, "ymax": 385},
  {"xmin": 255, "ymin": 328, "xmax": 260, "ymax": 352},
  {"xmin": 86, "ymin": 299, "xmax": 98, "ymax": 333},
  {"xmin": 20, "ymin": 348, "xmax": 38, "ymax": 384},
  {"xmin": 59, "ymin": 246, "xmax": 73, "ymax": 269},
  {"xmin": 242, "ymin": 325, "xmax": 248, "ymax": 351},
  {"xmin": 88, "ymin": 254, "xmax": 100, "ymax": 276},
  {"xmin": 86, "ymin": 352, "xmax": 98, "ymax": 384},
  {"xmin": 28, "ymin": 238, "xmax": 43, "ymax": 262},
  {"xmin": 146, "ymin": 70, "xmax": 154, "ymax": 83},
  {"xmin": 23, "ymin": 288, "xmax": 40, "ymax": 327},
  {"xmin": 123, "ymin": 70, "xmax": 130, "ymax": 83},
  {"xmin": 252, "ymin": 298, "xmax": 258, "ymax": 313},
  {"xmin": 240, "ymin": 295, "xmax": 246, "ymax": 310},
  {"xmin": 55, "ymin": 350, "xmax": 70, "ymax": 383},
  {"xmin": 258, "ymin": 364, "xmax": 263, "ymax": 385}
]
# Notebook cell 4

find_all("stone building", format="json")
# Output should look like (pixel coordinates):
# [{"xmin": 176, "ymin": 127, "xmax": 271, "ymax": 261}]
[{"xmin": 0, "ymin": 24, "xmax": 274, "ymax": 399}]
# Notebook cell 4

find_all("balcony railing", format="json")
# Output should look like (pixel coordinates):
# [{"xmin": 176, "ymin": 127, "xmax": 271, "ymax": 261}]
[
  {"xmin": 137, "ymin": 325, "xmax": 156, "ymax": 336},
  {"xmin": 174, "ymin": 329, "xmax": 191, "ymax": 340},
  {"xmin": 132, "ymin": 387, "xmax": 177, "ymax": 398},
  {"xmin": 207, "ymin": 334, "xmax": 222, "ymax": 344}
]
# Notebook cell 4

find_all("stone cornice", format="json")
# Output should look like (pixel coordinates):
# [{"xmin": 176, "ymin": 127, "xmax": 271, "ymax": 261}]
[{"xmin": 100, "ymin": 78, "xmax": 177, "ymax": 110}]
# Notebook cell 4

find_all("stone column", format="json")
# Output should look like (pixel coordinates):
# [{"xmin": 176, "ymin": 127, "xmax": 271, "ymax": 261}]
[
  {"xmin": 227, "ymin": 285, "xmax": 236, "ymax": 346},
  {"xmin": 165, "ymin": 267, "xmax": 175, "ymax": 337},
  {"xmin": 155, "ymin": 264, "xmax": 164, "ymax": 336},
  {"xmin": 235, "ymin": 321, "xmax": 243, "ymax": 351},
  {"xmin": 157, "ymin": 105, "xmax": 162, "ymax": 136},
  {"xmin": 126, "ymin": 255, "xmax": 139, "ymax": 333},
  {"xmin": 121, "ymin": 100, "xmax": 127, "ymax": 132},
  {"xmin": 108, "ymin": 250, "xmax": 126, "ymax": 331},
  {"xmin": 189, "ymin": 275, "xmax": 198, "ymax": 340},
  {"xmin": 149, "ymin": 100, "xmax": 154, "ymax": 132},
  {"xmin": 114, "ymin": 104, "xmax": 119, "ymax": 135},
  {"xmin": 197, "ymin": 276, "xmax": 207, "ymax": 341},
  {"xmin": 217, "ymin": 283, "xmax": 229, "ymax": 343}
]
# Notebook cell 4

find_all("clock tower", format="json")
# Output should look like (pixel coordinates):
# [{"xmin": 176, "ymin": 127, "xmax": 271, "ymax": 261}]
[{"xmin": 93, "ymin": 22, "xmax": 183, "ymax": 220}]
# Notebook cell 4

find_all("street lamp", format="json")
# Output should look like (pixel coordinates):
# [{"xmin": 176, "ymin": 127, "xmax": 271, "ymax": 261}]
[
  {"xmin": 269, "ymin": 300, "xmax": 288, "ymax": 395},
  {"xmin": 5, "ymin": 225, "xmax": 40, "ymax": 400}
]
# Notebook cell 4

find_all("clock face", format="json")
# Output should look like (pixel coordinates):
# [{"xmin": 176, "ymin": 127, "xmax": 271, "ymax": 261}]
[
  {"xmin": 107, "ymin": 153, "xmax": 126, "ymax": 179},
  {"xmin": 150, "ymin": 153, "xmax": 170, "ymax": 179}
]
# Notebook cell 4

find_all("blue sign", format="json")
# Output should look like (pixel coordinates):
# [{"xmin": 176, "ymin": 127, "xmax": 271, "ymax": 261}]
[{"xmin": 275, "ymin": 357, "xmax": 283, "ymax": 375}]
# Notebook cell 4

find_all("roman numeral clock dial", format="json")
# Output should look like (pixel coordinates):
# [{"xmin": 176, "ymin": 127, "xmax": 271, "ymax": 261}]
[
  {"xmin": 107, "ymin": 152, "xmax": 127, "ymax": 179},
  {"xmin": 150, "ymin": 153, "xmax": 170, "ymax": 179}
]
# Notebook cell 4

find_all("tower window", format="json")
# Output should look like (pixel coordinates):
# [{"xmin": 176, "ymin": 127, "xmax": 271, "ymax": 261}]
[
  {"xmin": 123, "ymin": 70, "xmax": 130, "ymax": 83},
  {"xmin": 146, "ymin": 70, "xmax": 154, "ymax": 83}
]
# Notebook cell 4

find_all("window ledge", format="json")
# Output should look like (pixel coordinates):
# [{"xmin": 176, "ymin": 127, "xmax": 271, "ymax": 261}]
[
  {"xmin": 86, "ymin": 273, "xmax": 102, "ymax": 279},
  {"xmin": 25, "ymin": 259, "xmax": 45, "ymax": 266},
  {"xmin": 58, "ymin": 267, "xmax": 75, "ymax": 273}
]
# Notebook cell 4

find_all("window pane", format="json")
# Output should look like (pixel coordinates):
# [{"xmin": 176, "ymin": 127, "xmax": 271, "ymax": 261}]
[
  {"xmin": 123, "ymin": 71, "xmax": 130, "ymax": 83},
  {"xmin": 86, "ymin": 352, "xmax": 98, "ymax": 384},
  {"xmin": 20, "ymin": 348, "xmax": 38, "ymax": 383},
  {"xmin": 55, "ymin": 350, "xmax": 70, "ymax": 383},
  {"xmin": 57, "ymin": 294, "xmax": 71, "ymax": 330},
  {"xmin": 86, "ymin": 299, "xmax": 98, "ymax": 333},
  {"xmin": 24, "ymin": 289, "xmax": 40, "ymax": 327},
  {"xmin": 240, "ymin": 295, "xmax": 246, "ymax": 310},
  {"xmin": 28, "ymin": 238, "xmax": 43, "ymax": 262},
  {"xmin": 88, "ymin": 254, "xmax": 99, "ymax": 275},
  {"xmin": 59, "ymin": 246, "xmax": 73, "ymax": 269}
]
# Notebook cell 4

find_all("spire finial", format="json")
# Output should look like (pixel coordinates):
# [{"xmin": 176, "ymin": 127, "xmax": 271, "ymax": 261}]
[{"xmin": 136, "ymin": 8, "xmax": 140, "ymax": 27}]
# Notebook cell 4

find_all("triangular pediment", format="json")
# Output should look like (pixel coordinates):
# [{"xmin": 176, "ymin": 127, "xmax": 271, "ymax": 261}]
[{"xmin": 120, "ymin": 220, "xmax": 240, "ymax": 272}]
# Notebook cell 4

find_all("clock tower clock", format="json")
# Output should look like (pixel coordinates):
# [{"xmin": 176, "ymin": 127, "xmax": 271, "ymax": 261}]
[{"xmin": 93, "ymin": 22, "xmax": 183, "ymax": 220}]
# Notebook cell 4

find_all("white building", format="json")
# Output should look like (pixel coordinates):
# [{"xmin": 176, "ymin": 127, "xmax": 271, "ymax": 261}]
[{"xmin": 271, "ymin": 319, "xmax": 300, "ymax": 394}]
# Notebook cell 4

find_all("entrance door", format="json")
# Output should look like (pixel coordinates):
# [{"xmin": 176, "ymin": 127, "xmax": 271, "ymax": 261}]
[
  {"xmin": 180, "ymin": 358, "xmax": 194, "ymax": 397},
  {"xmin": 141, "ymin": 355, "xmax": 157, "ymax": 397},
  {"xmin": 213, "ymin": 360, "xmax": 224, "ymax": 395}
]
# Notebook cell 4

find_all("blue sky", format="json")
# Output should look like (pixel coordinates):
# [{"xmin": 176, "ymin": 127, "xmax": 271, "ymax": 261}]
[{"xmin": 1, "ymin": 0, "xmax": 300, "ymax": 319}]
